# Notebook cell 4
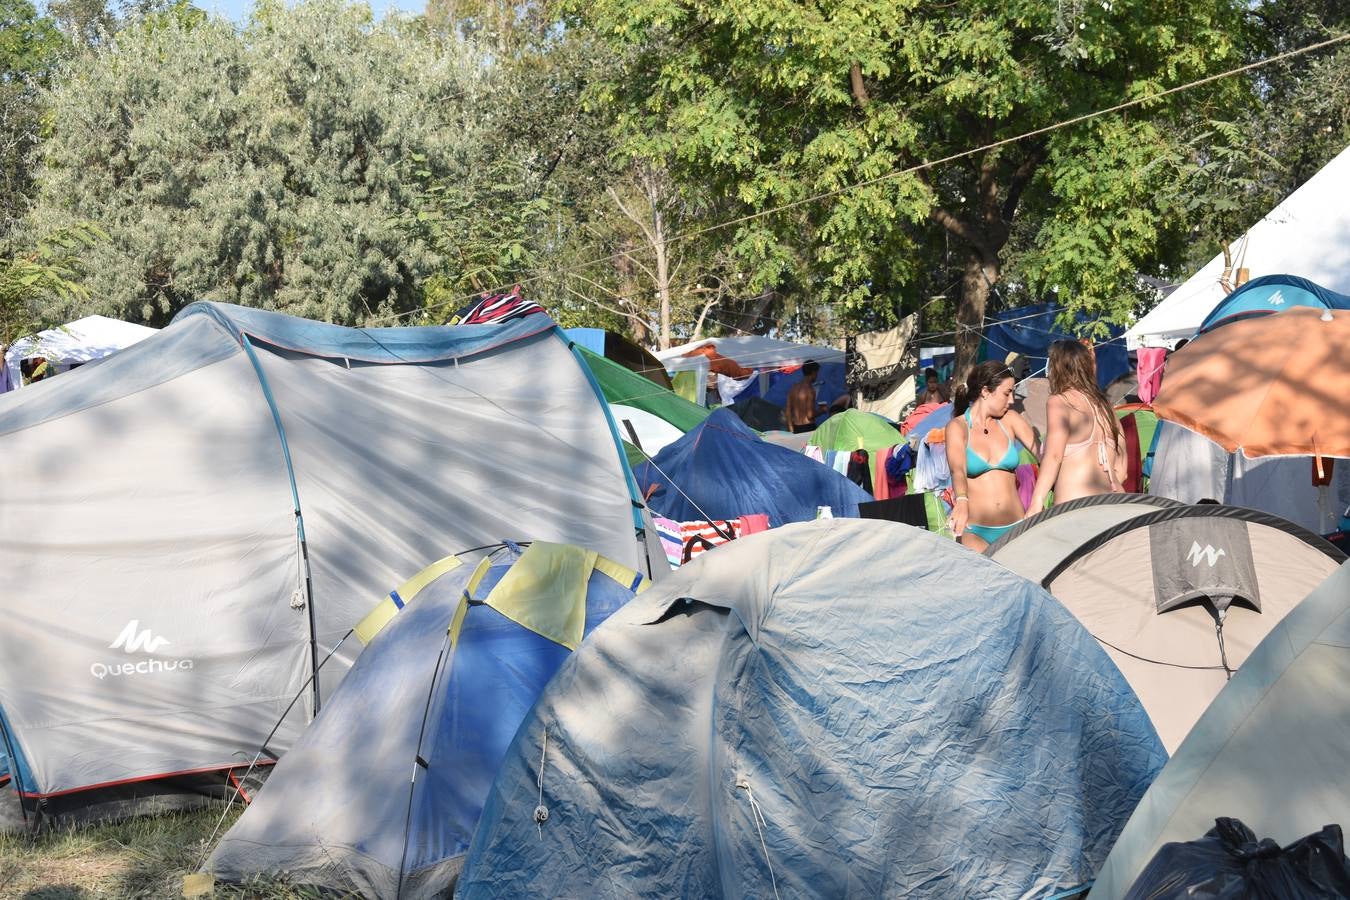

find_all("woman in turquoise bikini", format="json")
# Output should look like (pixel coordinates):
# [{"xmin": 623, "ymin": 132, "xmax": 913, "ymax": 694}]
[{"xmin": 944, "ymin": 361, "xmax": 1040, "ymax": 550}]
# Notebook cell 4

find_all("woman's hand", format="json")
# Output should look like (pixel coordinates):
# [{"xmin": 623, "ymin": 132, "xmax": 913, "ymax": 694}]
[{"xmin": 948, "ymin": 500, "xmax": 969, "ymax": 537}]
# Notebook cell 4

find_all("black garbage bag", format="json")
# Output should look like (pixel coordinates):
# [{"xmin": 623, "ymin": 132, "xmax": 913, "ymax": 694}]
[{"xmin": 1124, "ymin": 817, "xmax": 1350, "ymax": 899}]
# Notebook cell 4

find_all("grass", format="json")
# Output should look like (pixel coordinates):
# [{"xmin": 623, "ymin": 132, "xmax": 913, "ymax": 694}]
[{"xmin": 0, "ymin": 806, "xmax": 338, "ymax": 899}]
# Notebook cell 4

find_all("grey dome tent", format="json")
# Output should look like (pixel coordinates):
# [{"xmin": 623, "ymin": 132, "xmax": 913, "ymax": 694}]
[
  {"xmin": 207, "ymin": 541, "xmax": 648, "ymax": 899},
  {"xmin": 1088, "ymin": 561, "xmax": 1350, "ymax": 899},
  {"xmin": 459, "ymin": 519, "xmax": 1168, "ymax": 899},
  {"xmin": 0, "ymin": 302, "xmax": 652, "ymax": 827},
  {"xmin": 1031, "ymin": 505, "xmax": 1344, "ymax": 753},
  {"xmin": 985, "ymin": 494, "xmax": 1184, "ymax": 584}
]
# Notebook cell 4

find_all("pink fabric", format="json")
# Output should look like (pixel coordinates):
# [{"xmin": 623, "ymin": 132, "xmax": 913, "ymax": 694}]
[
  {"xmin": 1015, "ymin": 463, "xmax": 1037, "ymax": 512},
  {"xmin": 900, "ymin": 402, "xmax": 941, "ymax": 435},
  {"xmin": 739, "ymin": 514, "xmax": 771, "ymax": 535},
  {"xmin": 1137, "ymin": 347, "xmax": 1167, "ymax": 404}
]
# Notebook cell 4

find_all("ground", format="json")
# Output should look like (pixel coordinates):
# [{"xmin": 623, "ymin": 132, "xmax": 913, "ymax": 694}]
[{"xmin": 0, "ymin": 807, "xmax": 336, "ymax": 899}]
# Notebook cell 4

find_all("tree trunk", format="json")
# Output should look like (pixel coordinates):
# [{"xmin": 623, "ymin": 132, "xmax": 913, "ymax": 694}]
[
  {"xmin": 955, "ymin": 249, "xmax": 998, "ymax": 382},
  {"xmin": 653, "ymin": 205, "xmax": 672, "ymax": 350}
]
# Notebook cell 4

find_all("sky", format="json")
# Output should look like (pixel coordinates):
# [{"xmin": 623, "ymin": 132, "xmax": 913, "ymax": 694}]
[{"xmin": 197, "ymin": 0, "xmax": 426, "ymax": 24}]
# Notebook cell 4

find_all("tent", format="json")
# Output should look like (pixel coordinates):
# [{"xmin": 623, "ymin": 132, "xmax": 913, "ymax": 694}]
[
  {"xmin": 658, "ymin": 335, "xmax": 845, "ymax": 410},
  {"xmin": 1027, "ymin": 505, "xmax": 1344, "ymax": 752},
  {"xmin": 807, "ymin": 408, "xmax": 902, "ymax": 453},
  {"xmin": 578, "ymin": 346, "xmax": 709, "ymax": 444},
  {"xmin": 1088, "ymin": 562, "xmax": 1350, "ymax": 899},
  {"xmin": 2, "ymin": 315, "xmax": 157, "ymax": 392},
  {"xmin": 632, "ymin": 408, "xmax": 871, "ymax": 526},
  {"xmin": 726, "ymin": 395, "xmax": 784, "ymax": 431},
  {"xmin": 0, "ymin": 302, "xmax": 650, "ymax": 825},
  {"xmin": 564, "ymin": 328, "xmax": 671, "ymax": 388},
  {"xmin": 984, "ymin": 494, "xmax": 1184, "ymax": 585},
  {"xmin": 207, "ymin": 542, "xmax": 646, "ymax": 899},
  {"xmin": 1196, "ymin": 274, "xmax": 1350, "ymax": 336},
  {"xmin": 983, "ymin": 303, "xmax": 1130, "ymax": 388},
  {"xmin": 458, "ymin": 520, "xmax": 1167, "ymax": 899},
  {"xmin": 1127, "ymin": 144, "xmax": 1350, "ymax": 349}
]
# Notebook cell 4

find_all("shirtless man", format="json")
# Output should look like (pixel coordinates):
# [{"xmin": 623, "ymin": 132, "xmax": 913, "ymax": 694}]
[{"xmin": 786, "ymin": 361, "xmax": 825, "ymax": 433}]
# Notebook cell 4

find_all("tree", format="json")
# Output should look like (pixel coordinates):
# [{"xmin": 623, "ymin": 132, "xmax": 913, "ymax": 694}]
[
  {"xmin": 0, "ymin": 0, "xmax": 66, "ymax": 242},
  {"xmin": 571, "ymin": 0, "xmax": 1251, "ymax": 373},
  {"xmin": 26, "ymin": 0, "xmax": 484, "ymax": 326}
]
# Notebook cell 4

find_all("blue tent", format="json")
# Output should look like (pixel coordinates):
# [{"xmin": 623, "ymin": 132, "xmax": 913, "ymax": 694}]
[
  {"xmin": 460, "ymin": 520, "xmax": 1167, "ymax": 899},
  {"xmin": 633, "ymin": 408, "xmax": 872, "ymax": 525},
  {"xmin": 983, "ymin": 303, "xmax": 1129, "ymax": 388},
  {"xmin": 1197, "ymin": 274, "xmax": 1350, "ymax": 336},
  {"xmin": 207, "ymin": 542, "xmax": 647, "ymax": 899}
]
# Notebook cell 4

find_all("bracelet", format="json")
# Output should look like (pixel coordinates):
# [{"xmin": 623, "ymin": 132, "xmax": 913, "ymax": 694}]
[{"xmin": 953, "ymin": 496, "xmax": 969, "ymax": 503}]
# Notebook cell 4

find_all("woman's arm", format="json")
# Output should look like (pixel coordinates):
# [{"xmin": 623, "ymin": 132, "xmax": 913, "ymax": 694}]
[
  {"xmin": 1027, "ymin": 396, "xmax": 1070, "ymax": 514},
  {"xmin": 944, "ymin": 419, "xmax": 970, "ymax": 537},
  {"xmin": 1006, "ymin": 410, "xmax": 1040, "ymax": 459}
]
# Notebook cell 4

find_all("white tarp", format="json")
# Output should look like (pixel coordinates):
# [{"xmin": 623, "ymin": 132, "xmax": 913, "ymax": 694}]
[
  {"xmin": 2, "ymin": 315, "xmax": 157, "ymax": 392},
  {"xmin": 657, "ymin": 334, "xmax": 844, "ymax": 371},
  {"xmin": 1126, "ymin": 144, "xmax": 1350, "ymax": 349}
]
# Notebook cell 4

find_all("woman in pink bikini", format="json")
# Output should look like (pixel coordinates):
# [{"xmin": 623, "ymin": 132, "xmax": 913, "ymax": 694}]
[{"xmin": 1026, "ymin": 341, "xmax": 1127, "ymax": 514}]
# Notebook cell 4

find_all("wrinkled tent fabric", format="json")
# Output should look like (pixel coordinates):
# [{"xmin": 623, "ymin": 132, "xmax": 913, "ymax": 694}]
[
  {"xmin": 1127, "ymin": 143, "xmax": 1350, "ymax": 349},
  {"xmin": 984, "ymin": 494, "xmax": 1184, "ymax": 585},
  {"xmin": 459, "ymin": 520, "xmax": 1167, "ymax": 899},
  {"xmin": 983, "ymin": 304, "xmax": 1129, "ymax": 388},
  {"xmin": 1037, "ymin": 505, "xmax": 1344, "ymax": 752},
  {"xmin": 1197, "ymin": 274, "xmax": 1350, "ymax": 336},
  {"xmin": 207, "ymin": 543, "xmax": 644, "ymax": 899},
  {"xmin": 1153, "ymin": 308, "xmax": 1350, "ymax": 459},
  {"xmin": 808, "ymin": 409, "xmax": 902, "ymax": 452},
  {"xmin": 0, "ymin": 302, "xmax": 646, "ymax": 821},
  {"xmin": 1088, "ymin": 562, "xmax": 1350, "ymax": 900},
  {"xmin": 2, "ymin": 315, "xmax": 157, "ymax": 393},
  {"xmin": 632, "ymin": 408, "xmax": 872, "ymax": 526}
]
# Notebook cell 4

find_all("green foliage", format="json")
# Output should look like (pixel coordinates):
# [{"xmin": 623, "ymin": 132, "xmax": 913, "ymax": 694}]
[
  {"xmin": 0, "ymin": 0, "xmax": 66, "ymax": 240},
  {"xmin": 27, "ymin": 0, "xmax": 483, "ymax": 326},
  {"xmin": 569, "ymin": 0, "xmax": 1251, "ymax": 355},
  {"xmin": 0, "ymin": 222, "xmax": 102, "ymax": 344}
]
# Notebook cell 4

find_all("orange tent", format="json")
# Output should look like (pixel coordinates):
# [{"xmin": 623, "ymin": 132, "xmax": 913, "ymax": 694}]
[{"xmin": 1154, "ymin": 307, "xmax": 1350, "ymax": 458}]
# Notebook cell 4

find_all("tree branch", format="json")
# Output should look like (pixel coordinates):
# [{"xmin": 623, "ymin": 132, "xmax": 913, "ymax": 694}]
[
  {"xmin": 850, "ymin": 62, "xmax": 870, "ymax": 108},
  {"xmin": 929, "ymin": 207, "xmax": 991, "ymax": 256},
  {"xmin": 605, "ymin": 184, "xmax": 659, "ymax": 248},
  {"xmin": 1001, "ymin": 142, "xmax": 1046, "ymax": 224}
]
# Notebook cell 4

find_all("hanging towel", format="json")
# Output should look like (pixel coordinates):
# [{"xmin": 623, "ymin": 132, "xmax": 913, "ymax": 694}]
[{"xmin": 1137, "ymin": 347, "xmax": 1166, "ymax": 404}]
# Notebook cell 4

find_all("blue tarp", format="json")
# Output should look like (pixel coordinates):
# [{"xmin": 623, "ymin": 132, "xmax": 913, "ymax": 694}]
[
  {"xmin": 983, "ymin": 303, "xmax": 1129, "ymax": 388},
  {"xmin": 1198, "ymin": 274, "xmax": 1350, "ymax": 335},
  {"xmin": 633, "ymin": 408, "xmax": 872, "ymax": 525},
  {"xmin": 732, "ymin": 362, "xmax": 847, "ymax": 426},
  {"xmin": 461, "ymin": 520, "xmax": 1168, "ymax": 899},
  {"xmin": 208, "ymin": 543, "xmax": 643, "ymax": 899}
]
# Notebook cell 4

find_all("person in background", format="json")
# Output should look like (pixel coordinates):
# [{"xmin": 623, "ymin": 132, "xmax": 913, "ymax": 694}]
[
  {"xmin": 1026, "ymin": 340, "xmax": 1127, "ymax": 513},
  {"xmin": 787, "ymin": 360, "xmax": 826, "ymax": 433},
  {"xmin": 945, "ymin": 361, "xmax": 1039, "ymax": 550}
]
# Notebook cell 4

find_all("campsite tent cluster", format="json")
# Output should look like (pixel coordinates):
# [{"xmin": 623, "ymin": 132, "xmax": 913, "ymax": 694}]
[{"xmin": 2, "ymin": 146, "xmax": 1350, "ymax": 898}]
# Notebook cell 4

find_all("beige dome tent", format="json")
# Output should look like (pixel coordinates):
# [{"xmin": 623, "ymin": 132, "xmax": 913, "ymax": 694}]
[
  {"xmin": 985, "ymin": 494, "xmax": 1183, "ymax": 585},
  {"xmin": 1088, "ymin": 561, "xmax": 1350, "ymax": 898},
  {"xmin": 1010, "ymin": 505, "xmax": 1343, "ymax": 752}
]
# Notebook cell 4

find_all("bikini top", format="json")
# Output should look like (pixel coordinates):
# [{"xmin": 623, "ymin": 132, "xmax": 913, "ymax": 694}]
[
  {"xmin": 1061, "ymin": 393, "xmax": 1122, "ymax": 486},
  {"xmin": 964, "ymin": 408, "xmax": 1020, "ymax": 477}
]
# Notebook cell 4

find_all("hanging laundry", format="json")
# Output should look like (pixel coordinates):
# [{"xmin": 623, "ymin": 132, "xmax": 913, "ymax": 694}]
[
  {"xmin": 914, "ymin": 436, "xmax": 952, "ymax": 492},
  {"xmin": 845, "ymin": 314, "xmax": 920, "ymax": 421},
  {"xmin": 1137, "ymin": 347, "xmax": 1167, "ymax": 404},
  {"xmin": 847, "ymin": 450, "xmax": 872, "ymax": 492},
  {"xmin": 716, "ymin": 370, "xmax": 759, "ymax": 404}
]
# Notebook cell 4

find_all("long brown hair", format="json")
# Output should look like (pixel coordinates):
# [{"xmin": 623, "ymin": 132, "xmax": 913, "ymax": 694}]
[
  {"xmin": 953, "ymin": 360, "xmax": 1014, "ymax": 416},
  {"xmin": 1047, "ymin": 341, "xmax": 1120, "ymax": 445}
]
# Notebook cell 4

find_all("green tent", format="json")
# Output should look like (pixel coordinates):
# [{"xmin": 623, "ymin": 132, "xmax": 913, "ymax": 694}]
[
  {"xmin": 809, "ymin": 409, "xmax": 902, "ymax": 453},
  {"xmin": 579, "ymin": 348, "xmax": 710, "ymax": 435}
]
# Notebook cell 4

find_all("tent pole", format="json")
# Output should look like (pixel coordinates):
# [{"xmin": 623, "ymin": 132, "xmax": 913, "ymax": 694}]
[
  {"xmin": 0, "ymin": 705, "xmax": 29, "ymax": 828},
  {"xmin": 239, "ymin": 335, "xmax": 322, "ymax": 716}
]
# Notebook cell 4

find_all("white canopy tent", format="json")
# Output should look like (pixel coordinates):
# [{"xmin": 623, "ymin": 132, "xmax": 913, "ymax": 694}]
[
  {"xmin": 3, "ymin": 316, "xmax": 158, "ymax": 392},
  {"xmin": 1126, "ymin": 143, "xmax": 1350, "ymax": 349},
  {"xmin": 656, "ymin": 335, "xmax": 845, "ymax": 407}
]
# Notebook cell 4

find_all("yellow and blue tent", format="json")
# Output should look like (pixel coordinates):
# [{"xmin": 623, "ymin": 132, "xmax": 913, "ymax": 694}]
[{"xmin": 206, "ymin": 541, "xmax": 647, "ymax": 899}]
